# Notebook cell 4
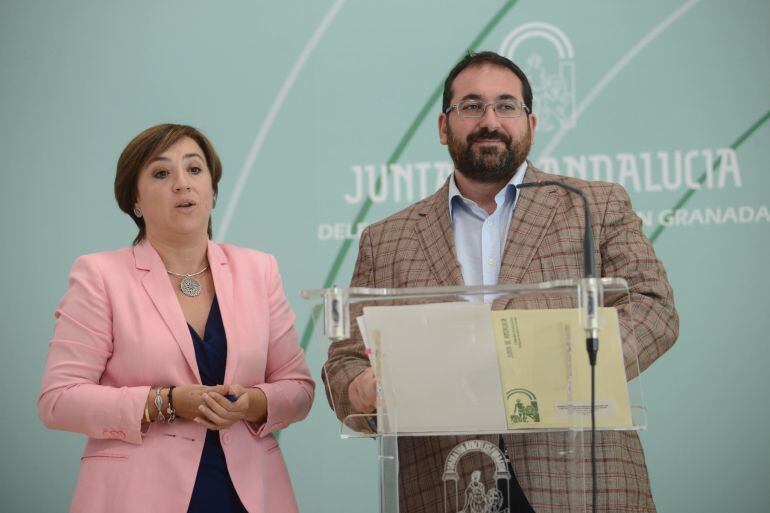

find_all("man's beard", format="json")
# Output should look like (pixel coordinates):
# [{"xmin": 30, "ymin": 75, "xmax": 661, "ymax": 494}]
[{"xmin": 447, "ymin": 125, "xmax": 531, "ymax": 184}]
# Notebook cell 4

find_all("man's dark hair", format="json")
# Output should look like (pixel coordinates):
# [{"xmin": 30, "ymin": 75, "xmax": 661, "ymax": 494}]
[{"xmin": 442, "ymin": 51, "xmax": 533, "ymax": 115}]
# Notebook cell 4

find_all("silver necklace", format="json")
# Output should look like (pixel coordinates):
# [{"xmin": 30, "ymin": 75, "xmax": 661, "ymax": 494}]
[{"xmin": 167, "ymin": 265, "xmax": 209, "ymax": 297}]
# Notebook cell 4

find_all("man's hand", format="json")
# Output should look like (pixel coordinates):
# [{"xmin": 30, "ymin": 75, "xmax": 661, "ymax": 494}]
[{"xmin": 348, "ymin": 367, "xmax": 376, "ymax": 413}]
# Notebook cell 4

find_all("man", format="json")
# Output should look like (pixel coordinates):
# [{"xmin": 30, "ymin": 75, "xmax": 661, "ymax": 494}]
[{"xmin": 323, "ymin": 51, "xmax": 678, "ymax": 513}]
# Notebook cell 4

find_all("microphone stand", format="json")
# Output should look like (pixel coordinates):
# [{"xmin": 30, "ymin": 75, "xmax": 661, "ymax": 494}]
[{"xmin": 518, "ymin": 180, "xmax": 600, "ymax": 513}]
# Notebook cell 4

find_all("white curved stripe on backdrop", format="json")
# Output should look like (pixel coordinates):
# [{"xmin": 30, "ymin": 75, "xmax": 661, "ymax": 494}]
[{"xmin": 216, "ymin": 0, "xmax": 347, "ymax": 241}]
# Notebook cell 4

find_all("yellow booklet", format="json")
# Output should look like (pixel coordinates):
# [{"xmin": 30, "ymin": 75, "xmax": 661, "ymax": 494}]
[{"xmin": 491, "ymin": 308, "xmax": 632, "ymax": 430}]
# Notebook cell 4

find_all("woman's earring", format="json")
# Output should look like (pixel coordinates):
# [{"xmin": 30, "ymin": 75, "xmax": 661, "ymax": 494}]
[{"xmin": 133, "ymin": 206, "xmax": 142, "ymax": 218}]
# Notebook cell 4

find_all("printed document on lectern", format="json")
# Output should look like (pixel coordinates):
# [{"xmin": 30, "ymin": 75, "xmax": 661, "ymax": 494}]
[
  {"xmin": 491, "ymin": 308, "xmax": 632, "ymax": 430},
  {"xmin": 361, "ymin": 303, "xmax": 631, "ymax": 434}
]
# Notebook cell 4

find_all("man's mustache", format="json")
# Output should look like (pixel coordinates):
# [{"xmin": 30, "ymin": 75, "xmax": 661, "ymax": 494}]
[{"xmin": 467, "ymin": 129, "xmax": 511, "ymax": 146}]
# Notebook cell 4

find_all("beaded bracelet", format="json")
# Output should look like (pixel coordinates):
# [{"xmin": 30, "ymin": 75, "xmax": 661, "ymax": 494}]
[
  {"xmin": 165, "ymin": 386, "xmax": 176, "ymax": 423},
  {"xmin": 154, "ymin": 387, "xmax": 165, "ymax": 422}
]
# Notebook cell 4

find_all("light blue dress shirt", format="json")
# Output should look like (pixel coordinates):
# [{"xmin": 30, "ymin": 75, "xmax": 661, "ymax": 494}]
[{"xmin": 448, "ymin": 162, "xmax": 527, "ymax": 288}]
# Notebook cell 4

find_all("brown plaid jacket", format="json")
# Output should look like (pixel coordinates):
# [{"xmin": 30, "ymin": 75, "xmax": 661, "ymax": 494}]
[{"xmin": 323, "ymin": 164, "xmax": 678, "ymax": 513}]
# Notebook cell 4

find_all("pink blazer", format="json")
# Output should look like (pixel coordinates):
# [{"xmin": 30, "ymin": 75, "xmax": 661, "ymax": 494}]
[{"xmin": 38, "ymin": 240, "xmax": 315, "ymax": 513}]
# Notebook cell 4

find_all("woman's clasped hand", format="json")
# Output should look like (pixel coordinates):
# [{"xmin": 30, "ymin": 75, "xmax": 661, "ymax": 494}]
[{"xmin": 189, "ymin": 384, "xmax": 267, "ymax": 430}]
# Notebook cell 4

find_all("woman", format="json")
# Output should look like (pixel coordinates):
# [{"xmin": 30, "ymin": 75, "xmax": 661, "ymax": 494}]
[{"xmin": 38, "ymin": 124, "xmax": 315, "ymax": 513}]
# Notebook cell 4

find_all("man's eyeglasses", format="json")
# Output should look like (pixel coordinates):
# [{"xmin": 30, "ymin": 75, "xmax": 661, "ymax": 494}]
[{"xmin": 444, "ymin": 99, "xmax": 529, "ymax": 118}]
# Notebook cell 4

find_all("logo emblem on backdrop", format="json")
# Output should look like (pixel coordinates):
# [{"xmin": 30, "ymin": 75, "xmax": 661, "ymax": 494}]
[
  {"xmin": 499, "ymin": 22, "xmax": 576, "ymax": 132},
  {"xmin": 443, "ymin": 439, "xmax": 511, "ymax": 513}
]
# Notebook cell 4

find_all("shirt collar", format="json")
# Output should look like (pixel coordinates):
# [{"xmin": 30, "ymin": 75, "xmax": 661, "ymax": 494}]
[{"xmin": 448, "ymin": 161, "xmax": 528, "ymax": 219}]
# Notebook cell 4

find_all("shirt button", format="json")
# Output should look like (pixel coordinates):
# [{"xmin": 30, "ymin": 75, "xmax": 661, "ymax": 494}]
[
  {"xmin": 487, "ymin": 258, "xmax": 495, "ymax": 266},
  {"xmin": 487, "ymin": 220, "xmax": 494, "ymax": 226},
  {"xmin": 221, "ymin": 432, "xmax": 232, "ymax": 445}
]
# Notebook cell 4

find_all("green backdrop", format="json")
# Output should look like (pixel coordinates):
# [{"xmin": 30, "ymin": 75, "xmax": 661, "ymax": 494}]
[{"xmin": 2, "ymin": 1, "xmax": 768, "ymax": 511}]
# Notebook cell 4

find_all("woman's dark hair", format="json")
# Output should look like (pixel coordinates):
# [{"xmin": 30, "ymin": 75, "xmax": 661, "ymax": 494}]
[{"xmin": 115, "ymin": 124, "xmax": 222, "ymax": 245}]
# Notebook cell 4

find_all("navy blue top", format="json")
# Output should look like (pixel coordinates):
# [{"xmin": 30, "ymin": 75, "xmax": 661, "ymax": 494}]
[{"xmin": 186, "ymin": 297, "xmax": 248, "ymax": 513}]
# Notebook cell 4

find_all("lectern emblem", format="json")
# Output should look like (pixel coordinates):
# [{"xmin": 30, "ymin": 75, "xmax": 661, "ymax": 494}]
[
  {"xmin": 499, "ymin": 22, "xmax": 576, "ymax": 132},
  {"xmin": 442, "ymin": 440, "xmax": 511, "ymax": 513}
]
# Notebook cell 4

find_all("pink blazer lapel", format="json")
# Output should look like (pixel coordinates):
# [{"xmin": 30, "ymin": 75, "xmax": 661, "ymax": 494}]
[
  {"xmin": 133, "ymin": 241, "xmax": 201, "ymax": 383},
  {"xmin": 498, "ymin": 165, "xmax": 560, "ymax": 285},
  {"xmin": 206, "ymin": 241, "xmax": 239, "ymax": 385}
]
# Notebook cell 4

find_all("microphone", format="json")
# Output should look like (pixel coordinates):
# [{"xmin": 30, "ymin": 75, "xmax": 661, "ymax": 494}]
[
  {"xmin": 517, "ymin": 179, "xmax": 600, "ymax": 366},
  {"xmin": 518, "ymin": 178, "xmax": 602, "ymax": 513}
]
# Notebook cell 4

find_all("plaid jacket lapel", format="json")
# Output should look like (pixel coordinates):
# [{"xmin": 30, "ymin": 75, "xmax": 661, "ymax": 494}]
[
  {"xmin": 414, "ymin": 180, "xmax": 464, "ymax": 286},
  {"xmin": 498, "ymin": 165, "xmax": 560, "ymax": 285}
]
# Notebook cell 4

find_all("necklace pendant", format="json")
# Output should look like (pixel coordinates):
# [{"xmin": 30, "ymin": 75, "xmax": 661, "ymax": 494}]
[{"xmin": 180, "ymin": 276, "xmax": 202, "ymax": 297}]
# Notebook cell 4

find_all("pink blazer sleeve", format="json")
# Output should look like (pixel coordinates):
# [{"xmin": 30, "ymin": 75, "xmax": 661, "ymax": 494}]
[
  {"xmin": 250, "ymin": 254, "xmax": 314, "ymax": 437},
  {"xmin": 37, "ymin": 255, "xmax": 149, "ymax": 445}
]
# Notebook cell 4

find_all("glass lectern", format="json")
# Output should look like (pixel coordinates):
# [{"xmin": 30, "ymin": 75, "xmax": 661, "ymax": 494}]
[{"xmin": 301, "ymin": 278, "xmax": 646, "ymax": 513}]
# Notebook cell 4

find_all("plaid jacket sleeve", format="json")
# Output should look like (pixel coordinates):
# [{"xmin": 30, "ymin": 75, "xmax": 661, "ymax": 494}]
[
  {"xmin": 598, "ymin": 182, "xmax": 678, "ymax": 378},
  {"xmin": 321, "ymin": 226, "xmax": 376, "ymax": 424}
]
